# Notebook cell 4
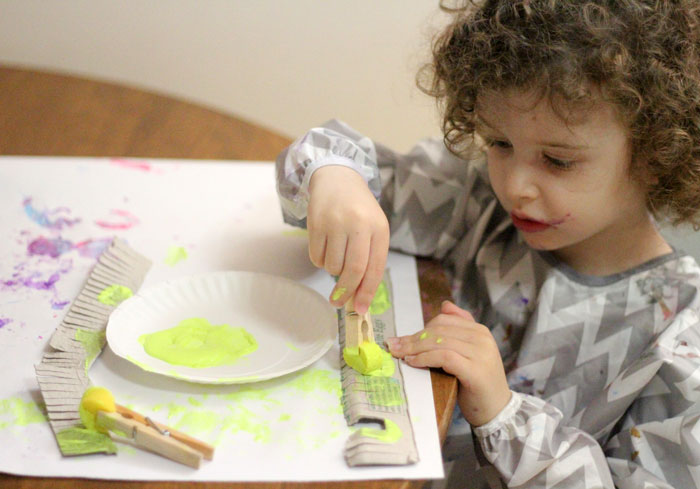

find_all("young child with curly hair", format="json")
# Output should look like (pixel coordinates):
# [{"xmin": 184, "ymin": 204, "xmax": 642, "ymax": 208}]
[{"xmin": 276, "ymin": 1, "xmax": 700, "ymax": 487}]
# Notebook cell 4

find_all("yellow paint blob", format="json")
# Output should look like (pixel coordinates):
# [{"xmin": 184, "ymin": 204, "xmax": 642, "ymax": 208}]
[
  {"xmin": 97, "ymin": 284, "xmax": 133, "ymax": 306},
  {"xmin": 343, "ymin": 342, "xmax": 395, "ymax": 376},
  {"xmin": 79, "ymin": 386, "xmax": 116, "ymax": 433},
  {"xmin": 419, "ymin": 331, "xmax": 428, "ymax": 340},
  {"xmin": 357, "ymin": 418, "xmax": 402, "ymax": 443},
  {"xmin": 138, "ymin": 317, "xmax": 258, "ymax": 368}
]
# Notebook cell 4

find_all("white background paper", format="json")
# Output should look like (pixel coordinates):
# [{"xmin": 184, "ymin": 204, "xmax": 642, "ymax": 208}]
[{"xmin": 0, "ymin": 157, "xmax": 444, "ymax": 481}]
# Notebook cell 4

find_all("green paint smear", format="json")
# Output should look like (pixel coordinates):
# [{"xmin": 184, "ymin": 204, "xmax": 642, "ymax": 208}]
[
  {"xmin": 97, "ymin": 284, "xmax": 133, "ymax": 306},
  {"xmin": 332, "ymin": 287, "xmax": 346, "ymax": 301},
  {"xmin": 138, "ymin": 317, "xmax": 257, "ymax": 368},
  {"xmin": 0, "ymin": 397, "xmax": 47, "ymax": 429},
  {"xmin": 288, "ymin": 369, "xmax": 342, "ymax": 399},
  {"xmin": 164, "ymin": 245, "xmax": 188, "ymax": 266},
  {"xmin": 75, "ymin": 329, "xmax": 106, "ymax": 374},
  {"xmin": 343, "ymin": 344, "xmax": 395, "ymax": 377},
  {"xmin": 358, "ymin": 418, "xmax": 402, "ymax": 443},
  {"xmin": 356, "ymin": 377, "xmax": 404, "ymax": 407},
  {"xmin": 56, "ymin": 427, "xmax": 117, "ymax": 455},
  {"xmin": 369, "ymin": 281, "xmax": 391, "ymax": 315}
]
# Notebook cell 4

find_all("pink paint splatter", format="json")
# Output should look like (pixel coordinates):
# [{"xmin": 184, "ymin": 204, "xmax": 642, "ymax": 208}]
[
  {"xmin": 110, "ymin": 158, "xmax": 158, "ymax": 172},
  {"xmin": 75, "ymin": 238, "xmax": 112, "ymax": 259},
  {"xmin": 94, "ymin": 209, "xmax": 140, "ymax": 230}
]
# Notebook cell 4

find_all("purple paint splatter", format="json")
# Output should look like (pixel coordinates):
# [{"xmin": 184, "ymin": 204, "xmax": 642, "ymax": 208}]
[
  {"xmin": 23, "ymin": 198, "xmax": 81, "ymax": 230},
  {"xmin": 26, "ymin": 236, "xmax": 111, "ymax": 260},
  {"xmin": 0, "ymin": 318, "xmax": 11, "ymax": 329},
  {"xmin": 28, "ymin": 236, "xmax": 73, "ymax": 258}
]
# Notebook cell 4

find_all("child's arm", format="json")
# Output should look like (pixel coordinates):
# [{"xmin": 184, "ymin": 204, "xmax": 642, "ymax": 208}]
[
  {"xmin": 276, "ymin": 119, "xmax": 489, "ymax": 312},
  {"xmin": 390, "ymin": 299, "xmax": 699, "ymax": 488}
]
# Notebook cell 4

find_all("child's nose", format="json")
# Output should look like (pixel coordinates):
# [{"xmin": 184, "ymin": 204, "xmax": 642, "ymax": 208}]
[{"xmin": 504, "ymin": 156, "xmax": 539, "ymax": 202}]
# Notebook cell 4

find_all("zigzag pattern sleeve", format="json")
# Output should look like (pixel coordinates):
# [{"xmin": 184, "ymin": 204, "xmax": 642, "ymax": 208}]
[
  {"xmin": 275, "ymin": 119, "xmax": 380, "ymax": 227},
  {"xmin": 275, "ymin": 119, "xmax": 491, "ymax": 258},
  {"xmin": 473, "ymin": 310, "xmax": 700, "ymax": 488}
]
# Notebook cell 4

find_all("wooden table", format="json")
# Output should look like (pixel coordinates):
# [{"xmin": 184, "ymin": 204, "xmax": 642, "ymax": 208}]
[{"xmin": 0, "ymin": 65, "xmax": 457, "ymax": 489}]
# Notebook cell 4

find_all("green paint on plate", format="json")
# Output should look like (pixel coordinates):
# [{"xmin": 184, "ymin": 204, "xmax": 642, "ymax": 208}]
[{"xmin": 138, "ymin": 317, "xmax": 257, "ymax": 368}]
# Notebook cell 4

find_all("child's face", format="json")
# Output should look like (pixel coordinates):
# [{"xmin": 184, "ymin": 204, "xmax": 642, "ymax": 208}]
[{"xmin": 476, "ymin": 88, "xmax": 650, "ymax": 263}]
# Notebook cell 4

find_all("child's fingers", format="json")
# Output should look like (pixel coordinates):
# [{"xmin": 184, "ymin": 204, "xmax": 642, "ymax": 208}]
[
  {"xmin": 353, "ymin": 232, "xmax": 389, "ymax": 314},
  {"xmin": 330, "ymin": 232, "xmax": 370, "ymax": 307},
  {"xmin": 441, "ymin": 300, "xmax": 475, "ymax": 321},
  {"xmin": 307, "ymin": 229, "xmax": 327, "ymax": 269},
  {"xmin": 322, "ymin": 233, "xmax": 348, "ymax": 276},
  {"xmin": 387, "ymin": 331, "xmax": 477, "ymax": 359},
  {"xmin": 401, "ymin": 347, "xmax": 471, "ymax": 379}
]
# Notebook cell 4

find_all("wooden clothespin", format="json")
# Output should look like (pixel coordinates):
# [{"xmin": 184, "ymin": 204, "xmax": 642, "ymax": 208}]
[
  {"xmin": 345, "ymin": 297, "xmax": 376, "ymax": 348},
  {"xmin": 81, "ymin": 387, "xmax": 215, "ymax": 469}
]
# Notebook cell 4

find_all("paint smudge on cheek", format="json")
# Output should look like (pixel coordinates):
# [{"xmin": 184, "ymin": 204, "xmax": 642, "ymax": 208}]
[
  {"xmin": 549, "ymin": 212, "xmax": 572, "ymax": 227},
  {"xmin": 94, "ymin": 209, "xmax": 139, "ymax": 230}
]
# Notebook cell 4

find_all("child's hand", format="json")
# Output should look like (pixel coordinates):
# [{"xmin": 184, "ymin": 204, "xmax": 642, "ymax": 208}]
[
  {"xmin": 386, "ymin": 300, "xmax": 512, "ymax": 427},
  {"xmin": 308, "ymin": 165, "xmax": 390, "ymax": 314}
]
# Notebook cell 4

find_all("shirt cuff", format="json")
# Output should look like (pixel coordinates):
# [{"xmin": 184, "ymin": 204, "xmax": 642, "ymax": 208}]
[{"xmin": 472, "ymin": 391, "xmax": 523, "ymax": 439}]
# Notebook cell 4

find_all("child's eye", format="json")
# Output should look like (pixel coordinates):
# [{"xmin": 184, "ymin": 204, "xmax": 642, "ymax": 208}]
[
  {"xmin": 544, "ymin": 154, "xmax": 575, "ymax": 170},
  {"xmin": 484, "ymin": 137, "xmax": 511, "ymax": 150}
]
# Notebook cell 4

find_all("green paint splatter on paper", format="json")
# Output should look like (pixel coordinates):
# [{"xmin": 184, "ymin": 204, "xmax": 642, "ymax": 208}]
[
  {"xmin": 288, "ymin": 369, "xmax": 342, "ymax": 399},
  {"xmin": 164, "ymin": 245, "xmax": 188, "ymax": 266},
  {"xmin": 0, "ymin": 397, "xmax": 47, "ymax": 429},
  {"xmin": 97, "ymin": 284, "xmax": 133, "ymax": 306}
]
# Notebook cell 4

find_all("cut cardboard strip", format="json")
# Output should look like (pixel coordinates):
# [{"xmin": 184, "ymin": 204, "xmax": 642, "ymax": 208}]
[
  {"xmin": 34, "ymin": 237, "xmax": 152, "ymax": 456},
  {"xmin": 338, "ymin": 271, "xmax": 419, "ymax": 466}
]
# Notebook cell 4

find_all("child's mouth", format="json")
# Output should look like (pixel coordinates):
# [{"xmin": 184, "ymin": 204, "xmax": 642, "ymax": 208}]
[{"xmin": 510, "ymin": 213, "xmax": 551, "ymax": 233}]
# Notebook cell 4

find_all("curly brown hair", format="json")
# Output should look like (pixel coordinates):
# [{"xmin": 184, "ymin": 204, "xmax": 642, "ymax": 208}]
[{"xmin": 419, "ymin": 0, "xmax": 700, "ymax": 226}]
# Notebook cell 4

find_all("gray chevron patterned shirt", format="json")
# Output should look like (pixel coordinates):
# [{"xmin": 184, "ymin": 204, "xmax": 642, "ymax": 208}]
[{"xmin": 275, "ymin": 119, "xmax": 700, "ymax": 489}]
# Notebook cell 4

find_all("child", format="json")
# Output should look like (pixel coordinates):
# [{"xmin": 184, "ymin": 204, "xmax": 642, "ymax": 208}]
[{"xmin": 276, "ymin": 1, "xmax": 700, "ymax": 487}]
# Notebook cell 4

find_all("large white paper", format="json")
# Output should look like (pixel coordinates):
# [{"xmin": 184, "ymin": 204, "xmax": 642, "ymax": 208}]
[{"xmin": 0, "ymin": 157, "xmax": 444, "ymax": 481}]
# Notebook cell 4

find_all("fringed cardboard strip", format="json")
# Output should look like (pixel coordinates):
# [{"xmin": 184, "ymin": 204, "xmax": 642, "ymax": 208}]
[
  {"xmin": 34, "ymin": 237, "xmax": 152, "ymax": 455},
  {"xmin": 339, "ymin": 271, "xmax": 419, "ymax": 466}
]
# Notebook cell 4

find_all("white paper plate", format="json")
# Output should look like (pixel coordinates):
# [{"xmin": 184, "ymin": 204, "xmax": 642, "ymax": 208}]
[{"xmin": 106, "ymin": 271, "xmax": 337, "ymax": 384}]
